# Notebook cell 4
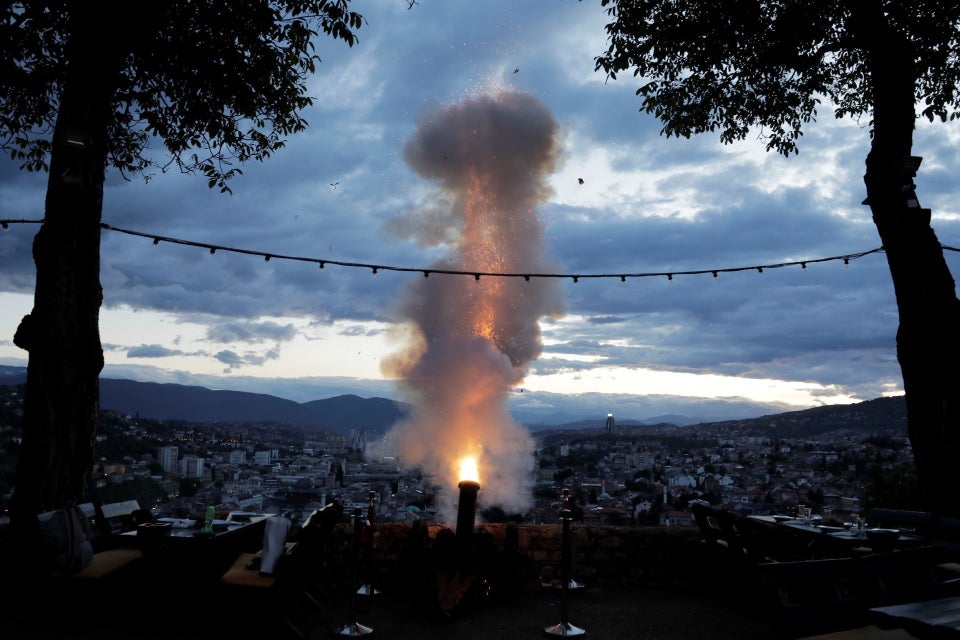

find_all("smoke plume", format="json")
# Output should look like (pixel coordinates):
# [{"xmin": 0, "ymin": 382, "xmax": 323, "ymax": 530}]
[{"xmin": 378, "ymin": 89, "xmax": 566, "ymax": 524}]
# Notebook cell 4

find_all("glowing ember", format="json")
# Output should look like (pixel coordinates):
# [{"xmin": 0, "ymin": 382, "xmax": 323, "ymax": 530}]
[
  {"xmin": 459, "ymin": 456, "xmax": 480, "ymax": 484},
  {"xmin": 376, "ymin": 86, "xmax": 566, "ymax": 524}
]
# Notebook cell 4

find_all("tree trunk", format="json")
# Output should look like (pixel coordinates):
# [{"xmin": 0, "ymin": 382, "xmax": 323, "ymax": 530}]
[
  {"xmin": 9, "ymin": 4, "xmax": 119, "ymax": 546},
  {"xmin": 860, "ymin": 8, "xmax": 960, "ymax": 514}
]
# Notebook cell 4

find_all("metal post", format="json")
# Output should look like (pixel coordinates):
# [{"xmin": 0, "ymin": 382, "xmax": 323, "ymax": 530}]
[
  {"xmin": 334, "ymin": 507, "xmax": 374, "ymax": 637},
  {"xmin": 544, "ymin": 507, "xmax": 585, "ymax": 637},
  {"xmin": 545, "ymin": 489, "xmax": 583, "ymax": 591},
  {"xmin": 357, "ymin": 491, "xmax": 381, "ymax": 596}
]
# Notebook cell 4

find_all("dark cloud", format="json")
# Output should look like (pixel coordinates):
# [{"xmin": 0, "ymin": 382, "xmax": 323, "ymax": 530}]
[
  {"xmin": 588, "ymin": 315, "xmax": 627, "ymax": 325},
  {"xmin": 127, "ymin": 344, "xmax": 185, "ymax": 358},
  {"xmin": 205, "ymin": 321, "xmax": 297, "ymax": 344},
  {"xmin": 3, "ymin": 1, "xmax": 957, "ymax": 419},
  {"xmin": 215, "ymin": 350, "xmax": 244, "ymax": 366},
  {"xmin": 213, "ymin": 345, "xmax": 282, "ymax": 371}
]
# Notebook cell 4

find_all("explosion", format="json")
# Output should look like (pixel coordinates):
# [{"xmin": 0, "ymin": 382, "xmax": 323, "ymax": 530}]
[{"xmin": 379, "ymin": 88, "xmax": 566, "ymax": 524}]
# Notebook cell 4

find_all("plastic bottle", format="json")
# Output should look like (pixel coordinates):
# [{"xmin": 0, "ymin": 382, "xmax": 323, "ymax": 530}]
[{"xmin": 202, "ymin": 505, "xmax": 215, "ymax": 533}]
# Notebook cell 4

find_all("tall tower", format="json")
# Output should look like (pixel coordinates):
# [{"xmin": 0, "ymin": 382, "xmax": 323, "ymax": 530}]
[
  {"xmin": 157, "ymin": 446, "xmax": 178, "ymax": 473},
  {"xmin": 605, "ymin": 413, "xmax": 615, "ymax": 435},
  {"xmin": 351, "ymin": 427, "xmax": 367, "ymax": 453}
]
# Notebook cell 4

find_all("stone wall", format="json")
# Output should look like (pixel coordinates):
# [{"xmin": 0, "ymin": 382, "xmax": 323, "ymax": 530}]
[{"xmin": 324, "ymin": 522, "xmax": 704, "ymax": 591}]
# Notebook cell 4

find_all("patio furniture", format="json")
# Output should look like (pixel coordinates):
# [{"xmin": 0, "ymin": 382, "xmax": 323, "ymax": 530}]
[
  {"xmin": 691, "ymin": 502, "xmax": 751, "ymax": 559},
  {"xmin": 741, "ymin": 515, "xmax": 823, "ymax": 562},
  {"xmin": 856, "ymin": 545, "xmax": 960, "ymax": 606},
  {"xmin": 756, "ymin": 557, "xmax": 866, "ymax": 636},
  {"xmin": 870, "ymin": 594, "xmax": 960, "ymax": 638}
]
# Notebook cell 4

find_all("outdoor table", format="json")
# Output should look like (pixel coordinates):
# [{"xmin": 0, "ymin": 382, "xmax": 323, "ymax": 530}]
[
  {"xmin": 745, "ymin": 515, "xmax": 927, "ymax": 559},
  {"xmin": 869, "ymin": 594, "xmax": 960, "ymax": 638},
  {"xmin": 115, "ymin": 514, "xmax": 271, "ymax": 594},
  {"xmin": 829, "ymin": 529, "xmax": 926, "ymax": 552}
]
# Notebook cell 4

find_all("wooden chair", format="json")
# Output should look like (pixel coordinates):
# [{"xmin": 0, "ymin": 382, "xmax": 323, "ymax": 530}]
[
  {"xmin": 690, "ymin": 502, "xmax": 751, "ymax": 557},
  {"xmin": 64, "ymin": 547, "xmax": 144, "ymax": 580},
  {"xmin": 35, "ymin": 506, "xmax": 147, "ymax": 629},
  {"xmin": 217, "ymin": 505, "xmax": 343, "ymax": 639},
  {"xmin": 691, "ymin": 501, "xmax": 725, "ymax": 545},
  {"xmin": 218, "ymin": 542, "xmax": 315, "ymax": 639},
  {"xmin": 738, "ymin": 515, "xmax": 820, "ymax": 562},
  {"xmin": 35, "ymin": 504, "xmax": 145, "ymax": 580}
]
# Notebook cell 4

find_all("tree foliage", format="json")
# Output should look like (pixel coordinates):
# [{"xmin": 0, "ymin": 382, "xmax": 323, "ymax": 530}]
[
  {"xmin": 1, "ymin": 1, "xmax": 364, "ymax": 532},
  {"xmin": 862, "ymin": 462, "xmax": 923, "ymax": 511},
  {"xmin": 0, "ymin": 0, "xmax": 364, "ymax": 191},
  {"xmin": 595, "ymin": 0, "xmax": 960, "ymax": 155},
  {"xmin": 594, "ymin": 0, "xmax": 960, "ymax": 514}
]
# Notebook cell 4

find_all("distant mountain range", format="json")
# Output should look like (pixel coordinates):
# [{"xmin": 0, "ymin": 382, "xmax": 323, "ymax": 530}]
[
  {"xmin": 0, "ymin": 366, "xmax": 26, "ymax": 387},
  {"xmin": 0, "ymin": 365, "xmax": 908, "ymax": 438},
  {"xmin": 99, "ymin": 378, "xmax": 412, "ymax": 435},
  {"xmin": 0, "ymin": 366, "xmax": 409, "ymax": 435}
]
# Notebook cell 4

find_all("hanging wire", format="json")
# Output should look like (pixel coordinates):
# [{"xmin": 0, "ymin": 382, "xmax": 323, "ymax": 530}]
[{"xmin": 0, "ymin": 217, "xmax": 898, "ymax": 281}]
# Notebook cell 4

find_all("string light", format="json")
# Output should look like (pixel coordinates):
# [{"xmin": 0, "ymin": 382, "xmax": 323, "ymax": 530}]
[{"xmin": 0, "ymin": 218, "xmax": 901, "ymax": 283}]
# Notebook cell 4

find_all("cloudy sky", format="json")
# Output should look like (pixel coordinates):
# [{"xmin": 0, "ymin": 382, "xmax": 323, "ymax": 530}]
[{"xmin": 2, "ymin": 0, "xmax": 959, "ymax": 425}]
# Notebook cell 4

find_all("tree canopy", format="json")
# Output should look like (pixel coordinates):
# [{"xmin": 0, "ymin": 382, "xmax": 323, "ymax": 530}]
[
  {"xmin": 594, "ymin": 0, "xmax": 960, "ymax": 513},
  {"xmin": 595, "ymin": 0, "xmax": 960, "ymax": 155},
  {"xmin": 1, "ymin": 0, "xmax": 364, "ymax": 191},
  {"xmin": 0, "ymin": 1, "xmax": 364, "ymax": 534}
]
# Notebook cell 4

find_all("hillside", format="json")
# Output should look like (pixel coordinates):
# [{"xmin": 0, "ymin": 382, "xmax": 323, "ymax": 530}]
[
  {"xmin": 696, "ymin": 395, "xmax": 907, "ymax": 438},
  {"xmin": 0, "ymin": 365, "xmax": 908, "ymax": 440},
  {"xmin": 0, "ymin": 368, "xmax": 408, "ymax": 436},
  {"xmin": 538, "ymin": 396, "xmax": 908, "ymax": 440},
  {"xmin": 99, "ymin": 379, "xmax": 410, "ymax": 435}
]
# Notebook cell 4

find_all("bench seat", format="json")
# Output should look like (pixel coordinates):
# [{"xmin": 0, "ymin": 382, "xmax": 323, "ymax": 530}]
[{"xmin": 66, "ymin": 547, "xmax": 144, "ymax": 580}]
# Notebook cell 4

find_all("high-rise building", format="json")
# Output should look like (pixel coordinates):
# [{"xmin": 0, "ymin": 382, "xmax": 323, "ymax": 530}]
[
  {"xmin": 605, "ymin": 413, "xmax": 615, "ymax": 435},
  {"xmin": 179, "ymin": 455, "xmax": 205, "ymax": 478},
  {"xmin": 157, "ymin": 446, "xmax": 179, "ymax": 473},
  {"xmin": 351, "ymin": 427, "xmax": 367, "ymax": 453}
]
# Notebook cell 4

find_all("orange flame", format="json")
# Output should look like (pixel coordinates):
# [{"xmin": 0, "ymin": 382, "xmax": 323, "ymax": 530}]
[
  {"xmin": 463, "ymin": 170, "xmax": 505, "ymax": 347},
  {"xmin": 459, "ymin": 456, "xmax": 480, "ymax": 484}
]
